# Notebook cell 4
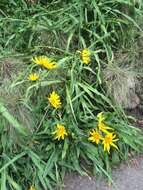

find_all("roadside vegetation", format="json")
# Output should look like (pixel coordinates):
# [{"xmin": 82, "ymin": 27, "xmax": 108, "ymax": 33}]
[{"xmin": 0, "ymin": 1, "xmax": 143, "ymax": 189}]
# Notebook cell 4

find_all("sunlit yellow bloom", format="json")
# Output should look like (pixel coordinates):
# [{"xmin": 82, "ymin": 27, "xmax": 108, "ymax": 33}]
[
  {"xmin": 97, "ymin": 112, "xmax": 113, "ymax": 133},
  {"xmin": 32, "ymin": 56, "xmax": 57, "ymax": 69},
  {"xmin": 82, "ymin": 49, "xmax": 90, "ymax": 57},
  {"xmin": 88, "ymin": 129, "xmax": 102, "ymax": 144},
  {"xmin": 98, "ymin": 122, "xmax": 113, "ymax": 134},
  {"xmin": 43, "ymin": 61, "xmax": 57, "ymax": 70},
  {"xmin": 82, "ymin": 56, "xmax": 91, "ymax": 64},
  {"xmin": 102, "ymin": 133, "xmax": 119, "ymax": 153},
  {"xmin": 48, "ymin": 91, "xmax": 61, "ymax": 109},
  {"xmin": 81, "ymin": 49, "xmax": 91, "ymax": 64},
  {"xmin": 28, "ymin": 73, "xmax": 39, "ymax": 81},
  {"xmin": 53, "ymin": 124, "xmax": 68, "ymax": 140},
  {"xmin": 29, "ymin": 185, "xmax": 36, "ymax": 190},
  {"xmin": 32, "ymin": 56, "xmax": 46, "ymax": 65}
]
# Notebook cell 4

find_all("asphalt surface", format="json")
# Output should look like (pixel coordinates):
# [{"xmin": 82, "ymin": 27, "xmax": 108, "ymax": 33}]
[{"xmin": 64, "ymin": 155, "xmax": 143, "ymax": 190}]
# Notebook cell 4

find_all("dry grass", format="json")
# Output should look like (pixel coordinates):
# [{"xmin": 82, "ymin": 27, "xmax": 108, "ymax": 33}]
[{"xmin": 103, "ymin": 51, "xmax": 141, "ymax": 109}]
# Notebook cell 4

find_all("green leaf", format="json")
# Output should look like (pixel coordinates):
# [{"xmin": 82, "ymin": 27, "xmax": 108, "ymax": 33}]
[
  {"xmin": 0, "ymin": 152, "xmax": 26, "ymax": 173},
  {"xmin": 7, "ymin": 176, "xmax": 22, "ymax": 190},
  {"xmin": 0, "ymin": 101, "xmax": 28, "ymax": 135},
  {"xmin": 43, "ymin": 150, "xmax": 58, "ymax": 178},
  {"xmin": 62, "ymin": 139, "xmax": 69, "ymax": 159}
]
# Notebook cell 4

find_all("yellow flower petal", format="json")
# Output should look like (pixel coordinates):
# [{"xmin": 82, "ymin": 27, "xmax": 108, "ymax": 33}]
[
  {"xmin": 28, "ymin": 73, "xmax": 39, "ymax": 81},
  {"xmin": 110, "ymin": 142, "xmax": 119, "ymax": 150},
  {"xmin": 97, "ymin": 112, "xmax": 113, "ymax": 133},
  {"xmin": 48, "ymin": 91, "xmax": 61, "ymax": 109},
  {"xmin": 29, "ymin": 185, "xmax": 36, "ymax": 190},
  {"xmin": 98, "ymin": 122, "xmax": 113, "ymax": 133},
  {"xmin": 43, "ymin": 61, "xmax": 58, "ymax": 70},
  {"xmin": 88, "ymin": 129, "xmax": 102, "ymax": 144},
  {"xmin": 107, "ymin": 144, "xmax": 110, "ymax": 153},
  {"xmin": 53, "ymin": 124, "xmax": 68, "ymax": 141},
  {"xmin": 32, "ymin": 56, "xmax": 58, "ymax": 70},
  {"xmin": 102, "ymin": 133, "xmax": 119, "ymax": 154},
  {"xmin": 81, "ymin": 49, "xmax": 91, "ymax": 64},
  {"xmin": 81, "ymin": 49, "xmax": 90, "ymax": 57}
]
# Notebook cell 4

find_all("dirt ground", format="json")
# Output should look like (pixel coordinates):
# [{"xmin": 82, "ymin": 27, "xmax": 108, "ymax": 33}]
[{"xmin": 64, "ymin": 155, "xmax": 143, "ymax": 190}]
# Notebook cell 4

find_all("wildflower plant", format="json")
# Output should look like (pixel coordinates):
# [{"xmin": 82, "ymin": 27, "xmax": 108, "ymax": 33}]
[{"xmin": 0, "ymin": 1, "xmax": 143, "ymax": 190}]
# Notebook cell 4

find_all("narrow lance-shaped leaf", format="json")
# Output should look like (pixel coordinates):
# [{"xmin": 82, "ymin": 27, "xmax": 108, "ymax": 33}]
[{"xmin": 0, "ymin": 101, "xmax": 27, "ymax": 135}]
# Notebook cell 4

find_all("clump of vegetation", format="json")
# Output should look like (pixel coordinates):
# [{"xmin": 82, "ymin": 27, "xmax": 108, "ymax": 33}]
[{"xmin": 0, "ymin": 0, "xmax": 143, "ymax": 189}]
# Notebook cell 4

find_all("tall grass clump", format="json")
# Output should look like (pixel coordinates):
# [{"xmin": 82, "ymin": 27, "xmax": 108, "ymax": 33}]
[{"xmin": 0, "ymin": 0, "xmax": 143, "ymax": 189}]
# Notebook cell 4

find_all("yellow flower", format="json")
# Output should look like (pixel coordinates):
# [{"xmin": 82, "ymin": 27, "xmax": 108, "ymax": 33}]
[
  {"xmin": 81, "ymin": 49, "xmax": 91, "ymax": 64},
  {"xmin": 102, "ymin": 133, "xmax": 119, "ymax": 153},
  {"xmin": 48, "ymin": 91, "xmax": 61, "ymax": 109},
  {"xmin": 82, "ymin": 56, "xmax": 91, "ymax": 64},
  {"xmin": 53, "ymin": 124, "xmax": 68, "ymax": 140},
  {"xmin": 82, "ymin": 49, "xmax": 90, "ymax": 57},
  {"xmin": 97, "ymin": 112, "xmax": 113, "ymax": 133},
  {"xmin": 28, "ymin": 73, "xmax": 39, "ymax": 81},
  {"xmin": 32, "ymin": 56, "xmax": 57, "ymax": 69},
  {"xmin": 29, "ymin": 185, "xmax": 36, "ymax": 190},
  {"xmin": 88, "ymin": 129, "xmax": 102, "ymax": 144},
  {"xmin": 98, "ymin": 122, "xmax": 113, "ymax": 134},
  {"xmin": 32, "ymin": 56, "xmax": 45, "ymax": 65},
  {"xmin": 43, "ymin": 61, "xmax": 57, "ymax": 70}
]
